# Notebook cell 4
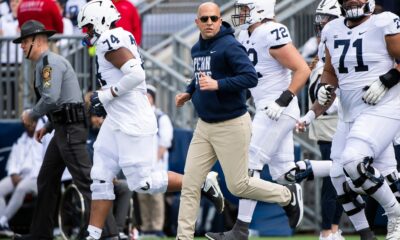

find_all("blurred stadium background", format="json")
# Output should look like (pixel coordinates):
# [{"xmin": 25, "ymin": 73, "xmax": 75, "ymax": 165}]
[{"xmin": 0, "ymin": 0, "xmax": 393, "ymax": 238}]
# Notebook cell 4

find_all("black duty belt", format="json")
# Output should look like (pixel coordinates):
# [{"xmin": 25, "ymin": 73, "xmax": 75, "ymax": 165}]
[{"xmin": 50, "ymin": 103, "xmax": 87, "ymax": 124}]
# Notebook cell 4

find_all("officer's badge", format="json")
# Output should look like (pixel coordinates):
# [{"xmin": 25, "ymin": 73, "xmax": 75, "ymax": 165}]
[{"xmin": 42, "ymin": 65, "xmax": 52, "ymax": 88}]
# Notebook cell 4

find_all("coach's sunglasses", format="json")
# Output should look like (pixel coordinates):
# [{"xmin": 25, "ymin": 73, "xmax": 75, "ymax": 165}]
[{"xmin": 199, "ymin": 15, "xmax": 220, "ymax": 23}]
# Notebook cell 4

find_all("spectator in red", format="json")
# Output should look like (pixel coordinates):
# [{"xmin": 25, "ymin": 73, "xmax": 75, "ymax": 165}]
[
  {"xmin": 17, "ymin": 0, "xmax": 63, "ymax": 33},
  {"xmin": 112, "ymin": 0, "xmax": 142, "ymax": 45}
]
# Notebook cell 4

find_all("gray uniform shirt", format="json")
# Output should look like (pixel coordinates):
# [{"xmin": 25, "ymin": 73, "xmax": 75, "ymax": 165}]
[{"xmin": 30, "ymin": 50, "xmax": 83, "ymax": 120}]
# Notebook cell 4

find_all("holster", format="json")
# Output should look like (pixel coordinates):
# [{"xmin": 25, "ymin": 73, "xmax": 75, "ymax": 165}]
[{"xmin": 50, "ymin": 103, "xmax": 88, "ymax": 127}]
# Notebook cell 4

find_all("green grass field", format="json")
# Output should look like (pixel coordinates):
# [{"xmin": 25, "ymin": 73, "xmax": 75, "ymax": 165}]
[
  {"xmin": 165, "ymin": 237, "xmax": 385, "ymax": 240},
  {"xmin": 0, "ymin": 236, "xmax": 386, "ymax": 240}
]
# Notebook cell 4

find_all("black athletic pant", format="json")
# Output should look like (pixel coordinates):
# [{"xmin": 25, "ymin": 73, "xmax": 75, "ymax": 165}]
[{"xmin": 29, "ymin": 122, "xmax": 118, "ymax": 239}]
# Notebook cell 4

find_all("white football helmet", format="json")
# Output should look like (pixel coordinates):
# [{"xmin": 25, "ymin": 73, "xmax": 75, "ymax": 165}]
[
  {"xmin": 338, "ymin": 0, "xmax": 375, "ymax": 19},
  {"xmin": 231, "ymin": 0, "xmax": 276, "ymax": 30},
  {"xmin": 314, "ymin": 0, "xmax": 341, "ymax": 36},
  {"xmin": 77, "ymin": 0, "xmax": 121, "ymax": 45}
]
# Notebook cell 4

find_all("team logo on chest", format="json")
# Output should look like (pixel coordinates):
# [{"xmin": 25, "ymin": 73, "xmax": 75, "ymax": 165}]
[{"xmin": 42, "ymin": 65, "xmax": 52, "ymax": 88}]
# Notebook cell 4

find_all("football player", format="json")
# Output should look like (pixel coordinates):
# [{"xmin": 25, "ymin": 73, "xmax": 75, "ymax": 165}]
[
  {"xmin": 206, "ymin": 0, "xmax": 310, "ymax": 239},
  {"xmin": 307, "ymin": 0, "xmax": 400, "ymax": 239},
  {"xmin": 295, "ymin": 1, "xmax": 345, "ymax": 239},
  {"xmin": 77, "ymin": 1, "xmax": 224, "ymax": 239}
]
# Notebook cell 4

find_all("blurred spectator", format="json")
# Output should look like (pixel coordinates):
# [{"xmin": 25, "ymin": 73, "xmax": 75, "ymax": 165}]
[
  {"xmin": 0, "ymin": 0, "xmax": 22, "ymax": 63},
  {"xmin": 0, "ymin": 0, "xmax": 9, "ymax": 17},
  {"xmin": 55, "ymin": 0, "xmax": 73, "ymax": 56},
  {"xmin": 128, "ymin": 0, "xmax": 143, "ymax": 7},
  {"xmin": 64, "ymin": 0, "xmax": 85, "ymax": 34},
  {"xmin": 113, "ymin": 175, "xmax": 133, "ymax": 240},
  {"xmin": 137, "ymin": 85, "xmax": 173, "ymax": 237},
  {"xmin": 17, "ymin": 0, "xmax": 63, "ymax": 33},
  {"xmin": 301, "ymin": 36, "xmax": 318, "ymax": 62},
  {"xmin": 0, "ymin": 116, "xmax": 46, "ymax": 237},
  {"xmin": 112, "ymin": 0, "xmax": 142, "ymax": 45}
]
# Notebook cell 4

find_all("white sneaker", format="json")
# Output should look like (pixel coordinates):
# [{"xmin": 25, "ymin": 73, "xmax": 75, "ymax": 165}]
[
  {"xmin": 332, "ymin": 229, "xmax": 345, "ymax": 240},
  {"xmin": 202, "ymin": 171, "xmax": 225, "ymax": 213},
  {"xmin": 319, "ymin": 233, "xmax": 333, "ymax": 240},
  {"xmin": 386, "ymin": 216, "xmax": 400, "ymax": 239}
]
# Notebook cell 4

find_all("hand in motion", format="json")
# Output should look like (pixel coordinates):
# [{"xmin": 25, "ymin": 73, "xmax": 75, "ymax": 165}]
[
  {"xmin": 264, "ymin": 90, "xmax": 295, "ymax": 121},
  {"xmin": 265, "ymin": 102, "xmax": 285, "ymax": 121},
  {"xmin": 317, "ymin": 84, "xmax": 334, "ymax": 106},
  {"xmin": 21, "ymin": 109, "xmax": 35, "ymax": 130},
  {"xmin": 295, "ymin": 111, "xmax": 316, "ymax": 133},
  {"xmin": 175, "ymin": 93, "xmax": 191, "ymax": 107},
  {"xmin": 35, "ymin": 127, "xmax": 48, "ymax": 143},
  {"xmin": 90, "ymin": 91, "xmax": 107, "ymax": 117},
  {"xmin": 362, "ymin": 79, "xmax": 388, "ymax": 105},
  {"xmin": 198, "ymin": 72, "xmax": 218, "ymax": 91},
  {"xmin": 11, "ymin": 174, "xmax": 22, "ymax": 186}
]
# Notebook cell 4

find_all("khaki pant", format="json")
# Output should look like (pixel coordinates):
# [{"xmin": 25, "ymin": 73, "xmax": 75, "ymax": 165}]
[
  {"xmin": 177, "ymin": 113, "xmax": 291, "ymax": 239},
  {"xmin": 138, "ymin": 193, "xmax": 165, "ymax": 231}
]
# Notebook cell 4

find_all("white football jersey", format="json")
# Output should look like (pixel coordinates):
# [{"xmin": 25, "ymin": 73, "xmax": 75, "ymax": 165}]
[
  {"xmin": 96, "ymin": 27, "xmax": 157, "ymax": 136},
  {"xmin": 238, "ymin": 21, "xmax": 299, "ymax": 118},
  {"xmin": 322, "ymin": 12, "xmax": 400, "ymax": 122}
]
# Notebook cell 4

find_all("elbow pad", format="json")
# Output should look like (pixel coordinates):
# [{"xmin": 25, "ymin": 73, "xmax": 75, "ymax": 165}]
[
  {"xmin": 113, "ymin": 59, "xmax": 145, "ymax": 97},
  {"xmin": 380, "ymin": 68, "xmax": 400, "ymax": 89}
]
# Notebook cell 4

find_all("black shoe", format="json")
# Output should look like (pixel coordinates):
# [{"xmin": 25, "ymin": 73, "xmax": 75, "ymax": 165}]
[
  {"xmin": 205, "ymin": 229, "xmax": 248, "ymax": 240},
  {"xmin": 77, "ymin": 230, "xmax": 96, "ymax": 240},
  {"xmin": 12, "ymin": 234, "xmax": 33, "ymax": 240},
  {"xmin": 201, "ymin": 172, "xmax": 225, "ymax": 213},
  {"xmin": 283, "ymin": 183, "xmax": 303, "ymax": 229},
  {"xmin": 358, "ymin": 228, "xmax": 377, "ymax": 240},
  {"xmin": 205, "ymin": 232, "xmax": 231, "ymax": 240},
  {"xmin": 205, "ymin": 220, "xmax": 249, "ymax": 240}
]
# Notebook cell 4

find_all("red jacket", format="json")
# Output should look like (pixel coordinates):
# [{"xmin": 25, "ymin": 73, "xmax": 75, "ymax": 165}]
[
  {"xmin": 18, "ymin": 0, "xmax": 63, "ymax": 33},
  {"xmin": 113, "ymin": 0, "xmax": 142, "ymax": 45}
]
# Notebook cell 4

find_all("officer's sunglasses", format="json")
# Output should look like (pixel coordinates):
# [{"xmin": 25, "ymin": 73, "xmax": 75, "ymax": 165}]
[{"xmin": 199, "ymin": 15, "xmax": 220, "ymax": 23}]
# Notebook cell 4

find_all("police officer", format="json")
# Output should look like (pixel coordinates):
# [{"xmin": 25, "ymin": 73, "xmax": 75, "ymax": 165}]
[{"xmin": 13, "ymin": 20, "xmax": 118, "ymax": 240}]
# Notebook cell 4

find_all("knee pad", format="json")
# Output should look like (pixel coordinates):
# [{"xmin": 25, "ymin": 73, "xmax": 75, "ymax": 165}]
[
  {"xmin": 343, "ymin": 157, "xmax": 384, "ymax": 195},
  {"xmin": 130, "ymin": 170, "xmax": 168, "ymax": 194},
  {"xmin": 276, "ymin": 167, "xmax": 297, "ymax": 184},
  {"xmin": 294, "ymin": 159, "xmax": 314, "ymax": 183},
  {"xmin": 386, "ymin": 171, "xmax": 400, "ymax": 200},
  {"xmin": 91, "ymin": 180, "xmax": 115, "ymax": 200},
  {"xmin": 337, "ymin": 181, "xmax": 365, "ymax": 216},
  {"xmin": 344, "ymin": 177, "xmax": 366, "ymax": 195}
]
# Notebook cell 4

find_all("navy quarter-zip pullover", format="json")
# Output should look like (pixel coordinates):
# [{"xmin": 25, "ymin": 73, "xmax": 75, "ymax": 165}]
[{"xmin": 186, "ymin": 21, "xmax": 258, "ymax": 123}]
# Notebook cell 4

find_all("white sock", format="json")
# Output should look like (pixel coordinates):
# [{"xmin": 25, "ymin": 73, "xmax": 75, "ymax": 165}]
[
  {"xmin": 0, "ymin": 216, "xmax": 7, "ymax": 225},
  {"xmin": 371, "ymin": 183, "xmax": 400, "ymax": 217},
  {"xmin": 237, "ymin": 199, "xmax": 257, "ymax": 223},
  {"xmin": 88, "ymin": 225, "xmax": 102, "ymax": 239},
  {"xmin": 237, "ymin": 170, "xmax": 260, "ymax": 223},
  {"xmin": 348, "ymin": 210, "xmax": 370, "ymax": 231},
  {"xmin": 308, "ymin": 160, "xmax": 332, "ymax": 177}
]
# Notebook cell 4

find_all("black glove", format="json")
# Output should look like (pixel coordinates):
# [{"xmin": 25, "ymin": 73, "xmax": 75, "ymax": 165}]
[{"xmin": 90, "ymin": 91, "xmax": 107, "ymax": 117}]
